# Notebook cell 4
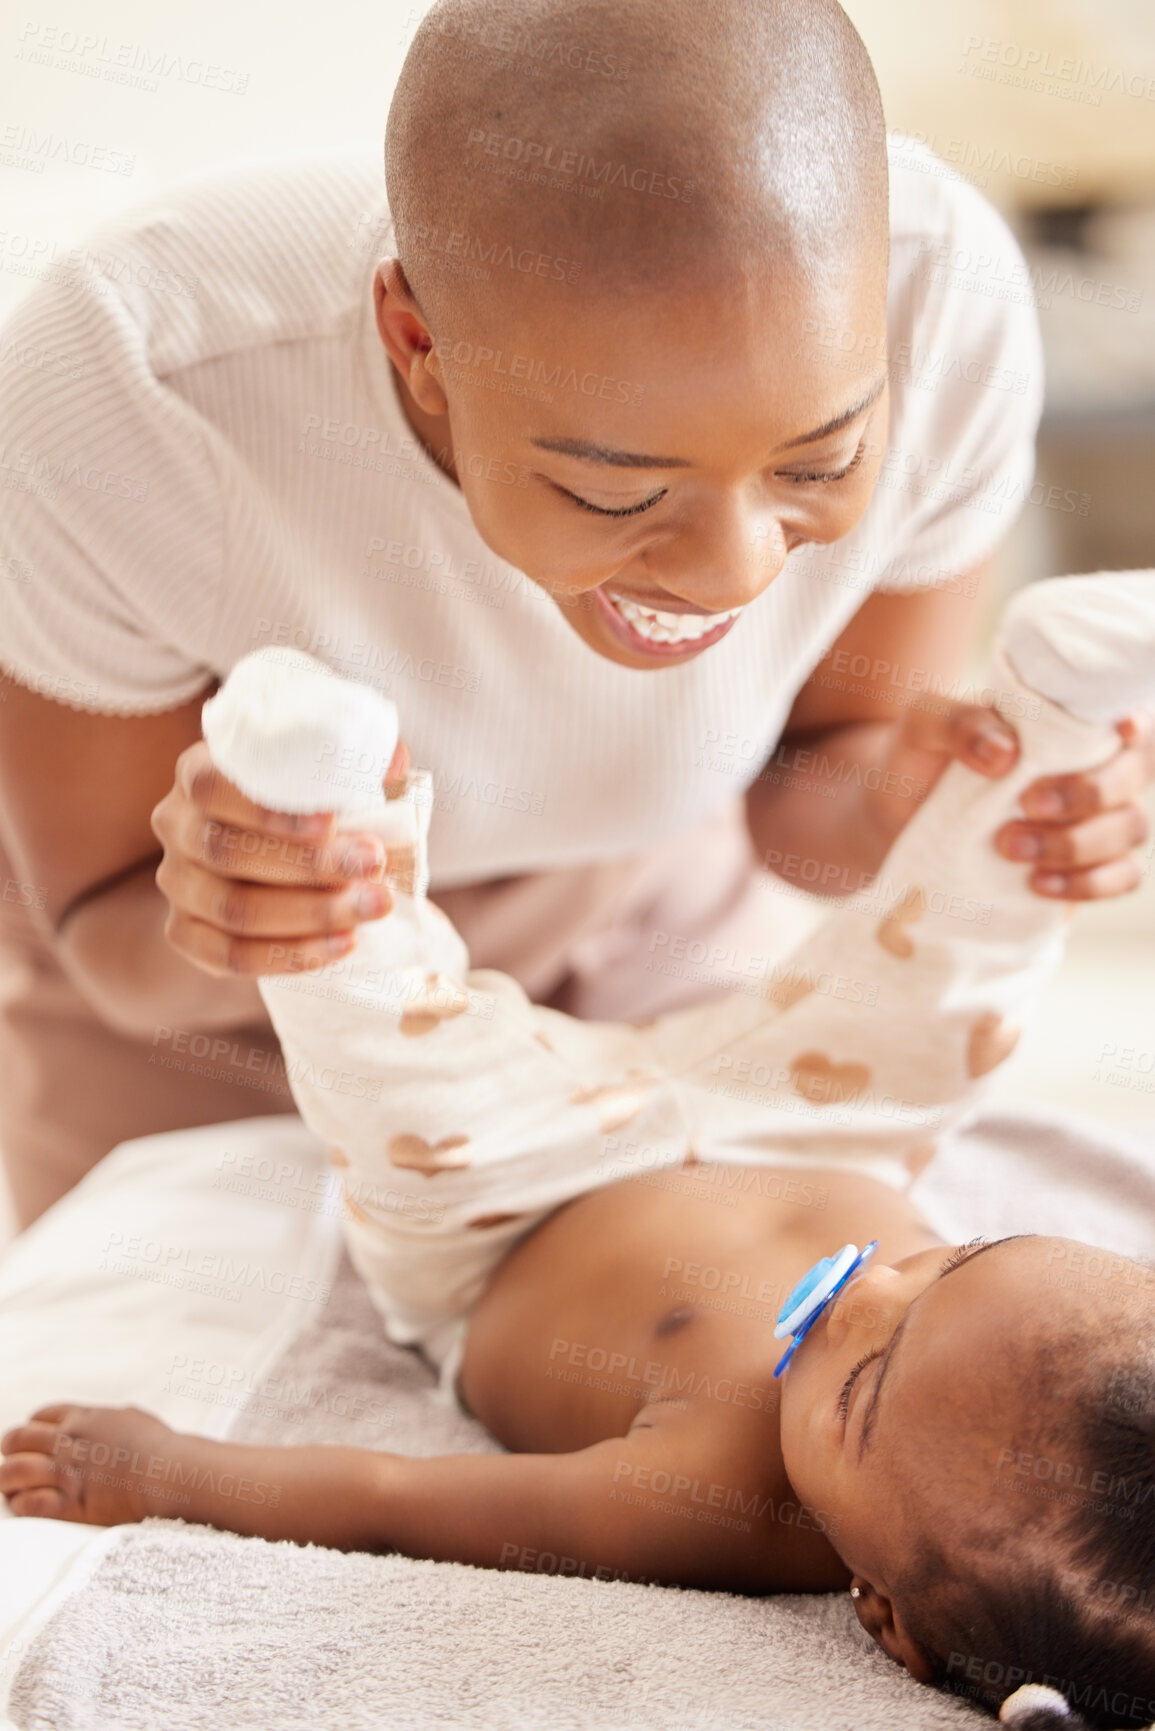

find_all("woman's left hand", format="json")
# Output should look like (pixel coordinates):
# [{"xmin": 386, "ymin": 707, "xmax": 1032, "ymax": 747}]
[
  {"xmin": 992, "ymin": 711, "xmax": 1155, "ymax": 900},
  {"xmin": 866, "ymin": 703, "xmax": 1155, "ymax": 902}
]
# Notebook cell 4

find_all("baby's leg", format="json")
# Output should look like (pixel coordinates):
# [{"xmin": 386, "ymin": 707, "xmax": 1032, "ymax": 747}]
[
  {"xmin": 254, "ymin": 774, "xmax": 691, "ymax": 1366},
  {"xmin": 659, "ymin": 572, "xmax": 1155, "ymax": 1182}
]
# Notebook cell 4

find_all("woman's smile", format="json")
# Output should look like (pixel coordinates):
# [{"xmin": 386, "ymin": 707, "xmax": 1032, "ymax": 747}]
[{"xmin": 591, "ymin": 583, "xmax": 745, "ymax": 659}]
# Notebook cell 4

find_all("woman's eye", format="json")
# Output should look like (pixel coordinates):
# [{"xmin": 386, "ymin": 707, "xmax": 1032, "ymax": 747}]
[
  {"xmin": 779, "ymin": 438, "xmax": 868, "ymax": 487},
  {"xmin": 562, "ymin": 487, "xmax": 668, "ymax": 518}
]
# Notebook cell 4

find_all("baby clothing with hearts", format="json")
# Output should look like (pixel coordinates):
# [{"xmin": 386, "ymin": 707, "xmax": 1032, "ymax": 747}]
[{"xmin": 202, "ymin": 573, "xmax": 1155, "ymax": 1402}]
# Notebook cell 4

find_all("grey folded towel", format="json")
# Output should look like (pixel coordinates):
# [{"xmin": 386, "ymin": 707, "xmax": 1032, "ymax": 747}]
[{"xmin": 9, "ymin": 1109, "xmax": 1155, "ymax": 1731}]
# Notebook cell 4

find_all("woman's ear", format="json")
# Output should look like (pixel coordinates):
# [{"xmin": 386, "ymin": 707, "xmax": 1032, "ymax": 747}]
[
  {"xmin": 849, "ymin": 1578, "xmax": 937, "ymax": 1684},
  {"xmin": 373, "ymin": 261, "xmax": 448, "ymax": 416}
]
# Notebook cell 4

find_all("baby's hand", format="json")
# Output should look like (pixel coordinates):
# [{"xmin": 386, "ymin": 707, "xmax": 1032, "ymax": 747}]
[{"xmin": 994, "ymin": 710, "xmax": 1154, "ymax": 901}]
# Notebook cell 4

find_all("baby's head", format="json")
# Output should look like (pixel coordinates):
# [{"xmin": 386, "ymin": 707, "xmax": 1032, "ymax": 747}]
[
  {"xmin": 377, "ymin": 0, "xmax": 892, "ymax": 669},
  {"xmin": 778, "ymin": 1235, "xmax": 1155, "ymax": 1728}
]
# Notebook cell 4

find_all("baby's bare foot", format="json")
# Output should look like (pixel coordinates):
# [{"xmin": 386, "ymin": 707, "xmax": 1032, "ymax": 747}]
[{"xmin": 0, "ymin": 1403, "xmax": 201, "ymax": 1527}]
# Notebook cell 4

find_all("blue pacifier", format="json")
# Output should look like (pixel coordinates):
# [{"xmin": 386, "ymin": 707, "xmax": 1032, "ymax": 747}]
[{"xmin": 772, "ymin": 1241, "xmax": 879, "ymax": 1378}]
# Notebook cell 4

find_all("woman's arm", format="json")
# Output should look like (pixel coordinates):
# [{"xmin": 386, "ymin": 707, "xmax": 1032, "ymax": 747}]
[
  {"xmin": 0, "ymin": 678, "xmax": 267, "ymax": 1035},
  {"xmin": 0, "ymin": 677, "xmax": 407, "ymax": 1040}
]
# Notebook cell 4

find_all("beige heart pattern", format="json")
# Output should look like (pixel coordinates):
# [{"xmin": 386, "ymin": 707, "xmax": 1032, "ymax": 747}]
[
  {"xmin": 903, "ymin": 1141, "xmax": 938, "ymax": 1180},
  {"xmin": 876, "ymin": 886, "xmax": 926, "ymax": 959},
  {"xmin": 570, "ymin": 1070, "xmax": 657, "ymax": 1133},
  {"xmin": 387, "ymin": 1131, "xmax": 472, "ymax": 1176},
  {"xmin": 385, "ymin": 843, "xmax": 418, "ymax": 896},
  {"xmin": 765, "ymin": 970, "xmax": 814, "ymax": 1011},
  {"xmin": 789, "ymin": 1051, "xmax": 871, "ymax": 1106},
  {"xmin": 966, "ymin": 1012, "xmax": 1020, "ymax": 1078},
  {"xmin": 399, "ymin": 972, "xmax": 471, "ymax": 1037},
  {"xmin": 468, "ymin": 1211, "xmax": 526, "ymax": 1231}
]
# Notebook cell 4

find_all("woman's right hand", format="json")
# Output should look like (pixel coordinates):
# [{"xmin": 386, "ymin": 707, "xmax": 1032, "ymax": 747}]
[{"xmin": 150, "ymin": 736, "xmax": 410, "ymax": 976}]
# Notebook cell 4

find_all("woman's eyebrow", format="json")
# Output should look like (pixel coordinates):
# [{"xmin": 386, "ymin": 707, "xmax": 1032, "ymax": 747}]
[
  {"xmin": 527, "ymin": 372, "xmax": 889, "ymax": 471},
  {"xmin": 856, "ymin": 1236, "xmax": 1028, "ymax": 1463},
  {"xmin": 777, "ymin": 373, "xmax": 888, "ymax": 450}
]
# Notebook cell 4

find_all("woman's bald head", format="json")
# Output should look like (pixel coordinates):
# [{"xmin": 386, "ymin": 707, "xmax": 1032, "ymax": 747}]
[{"xmin": 385, "ymin": 0, "xmax": 889, "ymax": 329}]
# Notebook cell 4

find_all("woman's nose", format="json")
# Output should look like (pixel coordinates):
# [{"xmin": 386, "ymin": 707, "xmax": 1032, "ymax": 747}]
[
  {"xmin": 823, "ymin": 1264, "xmax": 905, "ymax": 1352},
  {"xmin": 647, "ymin": 506, "xmax": 790, "ymax": 610}
]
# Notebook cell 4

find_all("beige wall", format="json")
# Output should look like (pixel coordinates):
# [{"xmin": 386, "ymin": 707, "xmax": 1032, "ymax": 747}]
[{"xmin": 843, "ymin": 0, "xmax": 1155, "ymax": 209}]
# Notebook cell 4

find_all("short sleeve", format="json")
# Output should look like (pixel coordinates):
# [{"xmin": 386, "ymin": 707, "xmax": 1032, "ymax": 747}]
[
  {"xmin": 867, "ymin": 139, "xmax": 1047, "ymax": 592},
  {"xmin": 0, "ymin": 230, "xmax": 225, "ymax": 714}
]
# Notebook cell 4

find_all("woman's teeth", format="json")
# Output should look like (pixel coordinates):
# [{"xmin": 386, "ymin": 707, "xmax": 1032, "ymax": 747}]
[{"xmin": 606, "ymin": 591, "xmax": 742, "ymax": 645}]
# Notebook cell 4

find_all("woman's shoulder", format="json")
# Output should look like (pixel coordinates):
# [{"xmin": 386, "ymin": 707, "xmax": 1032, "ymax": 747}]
[{"xmin": 0, "ymin": 149, "xmax": 390, "ymax": 389}]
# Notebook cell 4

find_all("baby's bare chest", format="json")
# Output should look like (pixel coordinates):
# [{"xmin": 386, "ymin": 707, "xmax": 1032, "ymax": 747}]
[{"xmin": 459, "ymin": 1162, "xmax": 933, "ymax": 1452}]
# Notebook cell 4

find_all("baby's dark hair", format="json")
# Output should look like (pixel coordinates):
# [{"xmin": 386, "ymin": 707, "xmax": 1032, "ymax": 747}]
[{"xmin": 898, "ymin": 1339, "xmax": 1155, "ymax": 1730}]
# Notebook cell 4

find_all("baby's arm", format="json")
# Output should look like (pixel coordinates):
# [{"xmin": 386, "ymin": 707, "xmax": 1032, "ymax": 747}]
[{"xmin": 0, "ymin": 1400, "xmax": 766, "ymax": 1592}]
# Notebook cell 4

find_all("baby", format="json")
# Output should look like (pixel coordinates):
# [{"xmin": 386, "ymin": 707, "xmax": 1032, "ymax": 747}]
[{"xmin": 3, "ymin": 573, "xmax": 1154, "ymax": 1731}]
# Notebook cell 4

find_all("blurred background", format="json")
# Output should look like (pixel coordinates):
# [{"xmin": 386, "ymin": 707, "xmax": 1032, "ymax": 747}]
[{"xmin": 0, "ymin": 0, "xmax": 1152, "ymax": 1238}]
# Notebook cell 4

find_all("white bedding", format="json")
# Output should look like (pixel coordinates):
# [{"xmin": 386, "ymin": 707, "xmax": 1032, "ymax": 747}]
[
  {"xmin": 0, "ymin": 1115, "xmax": 343, "ymax": 1714},
  {"xmin": 1, "ymin": 1107, "xmax": 1152, "ymax": 1728}
]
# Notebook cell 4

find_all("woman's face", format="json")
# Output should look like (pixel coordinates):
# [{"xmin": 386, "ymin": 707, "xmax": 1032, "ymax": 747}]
[{"xmin": 378, "ymin": 260, "xmax": 890, "ymax": 669}]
